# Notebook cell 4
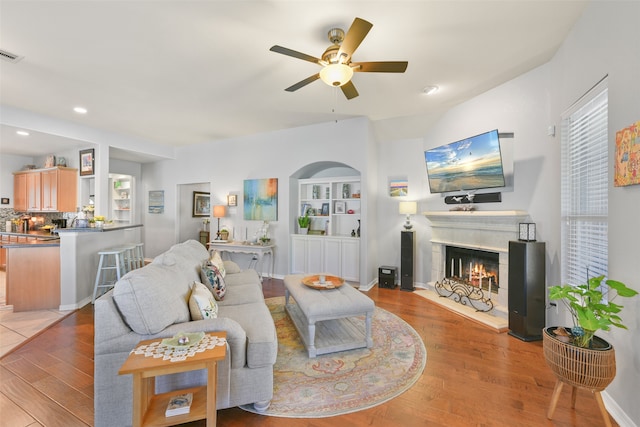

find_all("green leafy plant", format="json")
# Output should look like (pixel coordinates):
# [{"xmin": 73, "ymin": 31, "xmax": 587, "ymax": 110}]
[
  {"xmin": 549, "ymin": 275, "xmax": 638, "ymax": 348},
  {"xmin": 297, "ymin": 214, "xmax": 310, "ymax": 228}
]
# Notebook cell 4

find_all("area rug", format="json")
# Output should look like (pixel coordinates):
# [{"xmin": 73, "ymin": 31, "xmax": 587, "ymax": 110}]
[{"xmin": 239, "ymin": 296, "xmax": 426, "ymax": 418}]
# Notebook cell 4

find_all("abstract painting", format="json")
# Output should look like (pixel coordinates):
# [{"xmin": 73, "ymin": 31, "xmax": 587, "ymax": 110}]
[{"xmin": 244, "ymin": 178, "xmax": 278, "ymax": 221}]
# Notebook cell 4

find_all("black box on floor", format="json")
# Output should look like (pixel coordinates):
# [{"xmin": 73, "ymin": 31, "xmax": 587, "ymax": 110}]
[{"xmin": 378, "ymin": 266, "xmax": 397, "ymax": 288}]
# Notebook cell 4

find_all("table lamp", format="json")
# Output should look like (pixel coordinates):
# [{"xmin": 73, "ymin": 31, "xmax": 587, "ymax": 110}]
[
  {"xmin": 399, "ymin": 201, "xmax": 417, "ymax": 230},
  {"xmin": 213, "ymin": 205, "xmax": 226, "ymax": 239}
]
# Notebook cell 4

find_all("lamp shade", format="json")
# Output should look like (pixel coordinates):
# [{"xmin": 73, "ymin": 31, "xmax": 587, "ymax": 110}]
[
  {"xmin": 319, "ymin": 63, "xmax": 354, "ymax": 87},
  {"xmin": 399, "ymin": 201, "xmax": 417, "ymax": 215},
  {"xmin": 213, "ymin": 205, "xmax": 226, "ymax": 218}
]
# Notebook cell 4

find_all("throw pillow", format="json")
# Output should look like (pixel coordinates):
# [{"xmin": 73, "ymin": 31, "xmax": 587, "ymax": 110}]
[
  {"xmin": 209, "ymin": 250, "xmax": 226, "ymax": 277},
  {"xmin": 199, "ymin": 263, "xmax": 227, "ymax": 301},
  {"xmin": 189, "ymin": 282, "xmax": 218, "ymax": 320}
]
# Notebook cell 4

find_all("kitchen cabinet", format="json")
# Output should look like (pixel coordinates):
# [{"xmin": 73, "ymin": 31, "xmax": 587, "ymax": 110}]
[
  {"xmin": 290, "ymin": 235, "xmax": 360, "ymax": 282},
  {"xmin": 13, "ymin": 167, "xmax": 77, "ymax": 212}
]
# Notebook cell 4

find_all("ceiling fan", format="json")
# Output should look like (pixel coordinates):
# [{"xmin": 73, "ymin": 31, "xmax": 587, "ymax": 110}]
[{"xmin": 270, "ymin": 17, "xmax": 408, "ymax": 100}]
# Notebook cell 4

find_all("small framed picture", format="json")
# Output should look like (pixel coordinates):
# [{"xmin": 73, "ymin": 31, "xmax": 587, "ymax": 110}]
[
  {"xmin": 321, "ymin": 203, "xmax": 330, "ymax": 216},
  {"xmin": 334, "ymin": 201, "xmax": 346, "ymax": 214},
  {"xmin": 301, "ymin": 203, "xmax": 311, "ymax": 216},
  {"xmin": 79, "ymin": 149, "xmax": 95, "ymax": 176},
  {"xmin": 192, "ymin": 191, "xmax": 211, "ymax": 217},
  {"xmin": 227, "ymin": 194, "xmax": 237, "ymax": 207}
]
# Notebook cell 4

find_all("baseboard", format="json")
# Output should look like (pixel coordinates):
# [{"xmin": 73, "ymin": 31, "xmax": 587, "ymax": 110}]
[{"xmin": 602, "ymin": 391, "xmax": 637, "ymax": 427}]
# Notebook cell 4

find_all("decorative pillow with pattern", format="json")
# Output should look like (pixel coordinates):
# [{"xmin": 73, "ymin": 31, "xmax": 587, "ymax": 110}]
[
  {"xmin": 199, "ymin": 262, "xmax": 227, "ymax": 301},
  {"xmin": 189, "ymin": 281, "xmax": 218, "ymax": 320},
  {"xmin": 209, "ymin": 250, "xmax": 226, "ymax": 277}
]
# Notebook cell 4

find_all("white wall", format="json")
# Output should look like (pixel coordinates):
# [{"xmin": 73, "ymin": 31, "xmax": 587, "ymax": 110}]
[
  {"xmin": 141, "ymin": 117, "xmax": 379, "ymax": 285},
  {"xmin": 376, "ymin": 2, "xmax": 638, "ymax": 424},
  {"xmin": 548, "ymin": 2, "xmax": 640, "ymax": 425}
]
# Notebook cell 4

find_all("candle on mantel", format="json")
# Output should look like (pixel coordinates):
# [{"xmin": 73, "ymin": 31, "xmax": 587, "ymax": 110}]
[
  {"xmin": 459, "ymin": 259, "xmax": 462, "ymax": 278},
  {"xmin": 451, "ymin": 259, "xmax": 454, "ymax": 277},
  {"xmin": 479, "ymin": 274, "xmax": 482, "ymax": 289},
  {"xmin": 469, "ymin": 262, "xmax": 472, "ymax": 282},
  {"xmin": 488, "ymin": 278, "xmax": 492, "ymax": 299}
]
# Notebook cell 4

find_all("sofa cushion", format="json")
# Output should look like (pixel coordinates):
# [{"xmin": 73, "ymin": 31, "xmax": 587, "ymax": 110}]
[
  {"xmin": 217, "ymin": 302, "xmax": 278, "ymax": 368},
  {"xmin": 200, "ymin": 263, "xmax": 226, "ymax": 301},
  {"xmin": 189, "ymin": 282, "xmax": 218, "ymax": 320},
  {"xmin": 217, "ymin": 283, "xmax": 264, "ymax": 306},
  {"xmin": 113, "ymin": 264, "xmax": 191, "ymax": 335},
  {"xmin": 223, "ymin": 260, "xmax": 241, "ymax": 274}
]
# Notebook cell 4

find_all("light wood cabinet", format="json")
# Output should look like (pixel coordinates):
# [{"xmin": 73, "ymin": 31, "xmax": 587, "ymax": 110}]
[{"xmin": 13, "ymin": 167, "xmax": 77, "ymax": 212}]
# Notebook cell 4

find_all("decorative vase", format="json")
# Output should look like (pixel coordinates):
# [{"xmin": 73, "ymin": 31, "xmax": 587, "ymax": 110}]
[
  {"xmin": 357, "ymin": 219, "xmax": 361, "ymax": 237},
  {"xmin": 95, "ymin": 220, "xmax": 104, "ymax": 229}
]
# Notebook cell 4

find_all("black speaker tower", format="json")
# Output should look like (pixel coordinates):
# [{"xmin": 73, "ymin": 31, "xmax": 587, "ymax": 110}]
[
  {"xmin": 400, "ymin": 231, "xmax": 415, "ymax": 291},
  {"xmin": 508, "ymin": 240, "xmax": 546, "ymax": 341}
]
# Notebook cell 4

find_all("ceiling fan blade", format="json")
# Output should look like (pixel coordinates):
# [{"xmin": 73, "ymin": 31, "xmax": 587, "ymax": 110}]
[
  {"xmin": 341, "ymin": 80, "xmax": 359, "ymax": 100},
  {"xmin": 338, "ymin": 18, "xmax": 373, "ymax": 59},
  {"xmin": 285, "ymin": 73, "xmax": 320, "ymax": 92},
  {"xmin": 352, "ymin": 61, "xmax": 408, "ymax": 73},
  {"xmin": 270, "ymin": 45, "xmax": 322, "ymax": 65}
]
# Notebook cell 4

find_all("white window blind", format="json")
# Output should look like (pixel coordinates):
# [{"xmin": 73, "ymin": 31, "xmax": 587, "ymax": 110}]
[{"xmin": 561, "ymin": 78, "xmax": 608, "ymax": 286}]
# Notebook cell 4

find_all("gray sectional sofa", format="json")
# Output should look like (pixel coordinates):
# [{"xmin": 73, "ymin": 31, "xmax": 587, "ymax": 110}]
[{"xmin": 94, "ymin": 239, "xmax": 277, "ymax": 427}]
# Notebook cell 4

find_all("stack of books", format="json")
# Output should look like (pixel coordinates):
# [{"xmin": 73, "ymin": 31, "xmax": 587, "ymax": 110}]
[{"xmin": 165, "ymin": 393, "xmax": 193, "ymax": 417}]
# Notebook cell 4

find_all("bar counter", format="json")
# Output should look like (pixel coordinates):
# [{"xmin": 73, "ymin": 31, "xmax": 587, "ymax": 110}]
[{"xmin": 1, "ymin": 231, "xmax": 61, "ymax": 311}]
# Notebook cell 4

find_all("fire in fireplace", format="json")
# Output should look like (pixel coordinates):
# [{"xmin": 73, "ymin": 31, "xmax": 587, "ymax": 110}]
[{"xmin": 445, "ymin": 246, "xmax": 499, "ymax": 293}]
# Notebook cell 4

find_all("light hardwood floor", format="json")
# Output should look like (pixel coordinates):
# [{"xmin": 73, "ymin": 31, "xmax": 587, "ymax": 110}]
[{"xmin": 0, "ymin": 278, "xmax": 617, "ymax": 427}]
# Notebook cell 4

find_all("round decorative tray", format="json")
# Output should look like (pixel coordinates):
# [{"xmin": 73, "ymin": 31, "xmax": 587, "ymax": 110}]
[{"xmin": 302, "ymin": 275, "xmax": 344, "ymax": 290}]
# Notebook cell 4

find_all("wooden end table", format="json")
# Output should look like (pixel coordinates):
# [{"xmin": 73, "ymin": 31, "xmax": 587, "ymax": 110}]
[{"xmin": 118, "ymin": 332, "xmax": 227, "ymax": 427}]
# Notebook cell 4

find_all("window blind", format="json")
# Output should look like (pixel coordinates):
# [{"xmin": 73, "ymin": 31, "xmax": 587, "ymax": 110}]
[{"xmin": 560, "ymin": 78, "xmax": 608, "ymax": 286}]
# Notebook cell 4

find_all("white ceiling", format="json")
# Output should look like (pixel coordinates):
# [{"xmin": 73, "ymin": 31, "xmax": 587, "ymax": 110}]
[{"xmin": 0, "ymin": 1, "xmax": 588, "ymax": 161}]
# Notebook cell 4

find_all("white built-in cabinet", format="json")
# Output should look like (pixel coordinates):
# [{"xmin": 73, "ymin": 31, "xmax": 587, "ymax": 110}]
[
  {"xmin": 291, "ymin": 176, "xmax": 361, "ymax": 282},
  {"xmin": 110, "ymin": 175, "xmax": 133, "ymax": 223},
  {"xmin": 290, "ymin": 235, "xmax": 360, "ymax": 282}
]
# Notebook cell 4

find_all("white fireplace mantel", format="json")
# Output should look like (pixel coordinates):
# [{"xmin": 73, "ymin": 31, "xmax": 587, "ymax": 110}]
[{"xmin": 424, "ymin": 210, "xmax": 530, "ymax": 253}]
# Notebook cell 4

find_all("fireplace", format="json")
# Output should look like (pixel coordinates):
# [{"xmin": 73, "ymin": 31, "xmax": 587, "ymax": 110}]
[
  {"xmin": 424, "ymin": 210, "xmax": 530, "ymax": 329},
  {"xmin": 445, "ymin": 246, "xmax": 499, "ymax": 293}
]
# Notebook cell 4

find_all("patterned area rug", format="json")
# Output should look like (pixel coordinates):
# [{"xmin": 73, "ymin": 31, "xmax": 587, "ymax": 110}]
[{"xmin": 239, "ymin": 296, "xmax": 426, "ymax": 418}]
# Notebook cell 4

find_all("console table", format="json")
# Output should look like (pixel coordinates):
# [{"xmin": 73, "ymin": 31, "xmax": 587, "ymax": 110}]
[{"xmin": 208, "ymin": 242, "xmax": 274, "ymax": 281}]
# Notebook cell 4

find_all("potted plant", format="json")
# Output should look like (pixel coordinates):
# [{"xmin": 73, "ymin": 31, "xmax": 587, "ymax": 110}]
[
  {"xmin": 297, "ymin": 214, "xmax": 310, "ymax": 234},
  {"xmin": 548, "ymin": 275, "xmax": 637, "ymax": 348},
  {"xmin": 219, "ymin": 226, "xmax": 230, "ymax": 241},
  {"xmin": 543, "ymin": 275, "xmax": 637, "ymax": 424}
]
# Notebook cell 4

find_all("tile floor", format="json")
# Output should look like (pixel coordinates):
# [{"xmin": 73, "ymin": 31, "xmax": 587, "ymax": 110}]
[{"xmin": 0, "ymin": 269, "xmax": 74, "ymax": 357}]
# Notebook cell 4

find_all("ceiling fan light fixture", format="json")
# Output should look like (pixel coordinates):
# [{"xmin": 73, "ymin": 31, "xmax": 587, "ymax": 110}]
[{"xmin": 320, "ymin": 63, "xmax": 353, "ymax": 87}]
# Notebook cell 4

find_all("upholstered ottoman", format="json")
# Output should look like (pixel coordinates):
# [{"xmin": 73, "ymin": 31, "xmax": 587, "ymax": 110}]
[{"xmin": 284, "ymin": 274, "xmax": 374, "ymax": 358}]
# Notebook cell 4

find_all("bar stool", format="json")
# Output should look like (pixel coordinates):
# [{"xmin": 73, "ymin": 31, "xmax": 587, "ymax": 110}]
[
  {"xmin": 110, "ymin": 244, "xmax": 138, "ymax": 274},
  {"xmin": 92, "ymin": 248, "xmax": 127, "ymax": 303},
  {"xmin": 127, "ymin": 242, "xmax": 144, "ymax": 270}
]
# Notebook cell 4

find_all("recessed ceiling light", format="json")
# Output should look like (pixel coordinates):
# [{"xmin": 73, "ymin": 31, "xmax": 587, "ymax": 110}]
[
  {"xmin": 422, "ymin": 86, "xmax": 439, "ymax": 95},
  {"xmin": 16, "ymin": 130, "xmax": 30, "ymax": 136},
  {"xmin": 73, "ymin": 106, "xmax": 88, "ymax": 114}
]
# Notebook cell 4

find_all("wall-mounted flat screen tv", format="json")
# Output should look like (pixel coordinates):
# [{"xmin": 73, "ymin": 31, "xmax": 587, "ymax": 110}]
[{"xmin": 424, "ymin": 129, "xmax": 505, "ymax": 194}]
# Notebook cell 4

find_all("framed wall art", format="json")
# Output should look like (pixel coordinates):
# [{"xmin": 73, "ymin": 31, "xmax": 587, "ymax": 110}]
[
  {"xmin": 192, "ymin": 191, "xmax": 211, "ymax": 217},
  {"xmin": 227, "ymin": 194, "xmax": 237, "ymax": 207},
  {"xmin": 79, "ymin": 149, "xmax": 95, "ymax": 176},
  {"xmin": 614, "ymin": 120, "xmax": 640, "ymax": 187},
  {"xmin": 244, "ymin": 178, "xmax": 278, "ymax": 221}
]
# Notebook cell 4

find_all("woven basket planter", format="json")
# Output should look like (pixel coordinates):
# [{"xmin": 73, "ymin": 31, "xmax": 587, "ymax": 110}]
[
  {"xmin": 543, "ymin": 327, "xmax": 616, "ymax": 390},
  {"xmin": 543, "ymin": 327, "xmax": 616, "ymax": 426}
]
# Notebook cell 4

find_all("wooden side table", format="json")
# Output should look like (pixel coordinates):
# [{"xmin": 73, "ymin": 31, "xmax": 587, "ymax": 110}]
[{"xmin": 118, "ymin": 332, "xmax": 227, "ymax": 427}]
